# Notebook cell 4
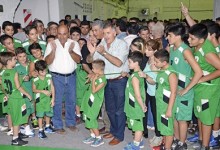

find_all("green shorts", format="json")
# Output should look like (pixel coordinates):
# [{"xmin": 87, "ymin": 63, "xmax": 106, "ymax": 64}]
[
  {"xmin": 216, "ymin": 99, "xmax": 220, "ymax": 117},
  {"xmin": 83, "ymin": 114, "xmax": 98, "ymax": 129},
  {"xmin": 1, "ymin": 95, "xmax": 9, "ymax": 114},
  {"xmin": 24, "ymin": 99, "xmax": 35, "ymax": 116},
  {"xmin": 36, "ymin": 108, "xmax": 53, "ymax": 118},
  {"xmin": 157, "ymin": 114, "xmax": 174, "ymax": 136},
  {"xmin": 127, "ymin": 118, "xmax": 143, "ymax": 131}
]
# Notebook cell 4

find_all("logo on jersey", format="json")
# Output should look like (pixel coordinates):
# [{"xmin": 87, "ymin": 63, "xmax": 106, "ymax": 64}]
[
  {"xmin": 174, "ymin": 57, "xmax": 179, "ymax": 64},
  {"xmin": 195, "ymin": 56, "xmax": 199, "ymax": 62},
  {"xmin": 160, "ymin": 78, "xmax": 164, "ymax": 84}
]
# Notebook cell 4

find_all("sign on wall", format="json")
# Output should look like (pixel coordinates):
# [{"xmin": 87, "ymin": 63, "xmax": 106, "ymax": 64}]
[{"xmin": 23, "ymin": 9, "xmax": 32, "ymax": 26}]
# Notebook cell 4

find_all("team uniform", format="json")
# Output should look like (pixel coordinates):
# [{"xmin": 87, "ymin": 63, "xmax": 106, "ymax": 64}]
[
  {"xmin": 0, "ymin": 38, "xmax": 22, "ymax": 52},
  {"xmin": 22, "ymin": 40, "xmax": 46, "ymax": 61},
  {"xmin": 124, "ymin": 72, "xmax": 146, "ymax": 131},
  {"xmin": 0, "ymin": 69, "xmax": 28, "ymax": 126},
  {"xmin": 81, "ymin": 75, "xmax": 106, "ymax": 129},
  {"xmin": 33, "ymin": 74, "xmax": 53, "ymax": 118},
  {"xmin": 155, "ymin": 66, "xmax": 176, "ymax": 136},
  {"xmin": 193, "ymin": 40, "xmax": 220, "ymax": 125},
  {"xmin": 76, "ymin": 64, "xmax": 89, "ymax": 107},
  {"xmin": 215, "ymin": 45, "xmax": 220, "ymax": 118},
  {"xmin": 15, "ymin": 62, "xmax": 34, "ymax": 116},
  {"xmin": 169, "ymin": 43, "xmax": 194, "ymax": 121}
]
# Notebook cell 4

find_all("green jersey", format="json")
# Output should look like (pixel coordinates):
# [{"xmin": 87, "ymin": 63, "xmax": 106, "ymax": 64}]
[
  {"xmin": 0, "ymin": 38, "xmax": 22, "ymax": 52},
  {"xmin": 124, "ymin": 72, "xmax": 146, "ymax": 119}
]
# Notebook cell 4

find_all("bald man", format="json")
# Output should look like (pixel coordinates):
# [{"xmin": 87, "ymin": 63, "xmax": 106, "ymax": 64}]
[{"xmin": 44, "ymin": 25, "xmax": 81, "ymax": 134}]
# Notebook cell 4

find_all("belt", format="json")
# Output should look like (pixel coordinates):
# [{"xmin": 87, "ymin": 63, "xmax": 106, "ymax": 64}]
[
  {"xmin": 108, "ymin": 76, "xmax": 125, "ymax": 81},
  {"xmin": 51, "ymin": 71, "xmax": 75, "ymax": 77}
]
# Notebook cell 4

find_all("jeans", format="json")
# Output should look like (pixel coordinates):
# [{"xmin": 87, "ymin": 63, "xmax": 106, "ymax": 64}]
[
  {"xmin": 51, "ymin": 72, "xmax": 76, "ymax": 129},
  {"xmin": 147, "ymin": 102, "xmax": 154, "ymax": 127},
  {"xmin": 105, "ymin": 77, "xmax": 127, "ymax": 141}
]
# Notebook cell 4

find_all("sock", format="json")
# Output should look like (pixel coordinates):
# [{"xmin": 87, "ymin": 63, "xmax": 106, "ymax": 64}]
[
  {"xmin": 76, "ymin": 114, "xmax": 81, "ymax": 117},
  {"xmin": 39, "ymin": 128, "xmax": 43, "ymax": 131},
  {"xmin": 46, "ymin": 124, "xmax": 50, "ymax": 128},
  {"xmin": 133, "ymin": 140, "xmax": 140, "ymax": 146},
  {"xmin": 96, "ymin": 135, "xmax": 101, "ymax": 139},
  {"xmin": 212, "ymin": 130, "xmax": 219, "ymax": 138},
  {"xmin": 90, "ymin": 133, "xmax": 95, "ymax": 138},
  {"xmin": 13, "ymin": 136, "xmax": 18, "ymax": 140},
  {"xmin": 178, "ymin": 141, "xmax": 183, "ymax": 146}
]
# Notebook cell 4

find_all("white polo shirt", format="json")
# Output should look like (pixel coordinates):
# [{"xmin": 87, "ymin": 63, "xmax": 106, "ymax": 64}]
[{"xmin": 44, "ymin": 39, "xmax": 81, "ymax": 74}]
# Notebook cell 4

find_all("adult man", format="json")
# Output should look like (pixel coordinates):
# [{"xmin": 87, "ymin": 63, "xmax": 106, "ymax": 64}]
[
  {"xmin": 44, "ymin": 25, "xmax": 81, "ymax": 134},
  {"xmin": 47, "ymin": 21, "xmax": 59, "ymax": 37},
  {"xmin": 80, "ymin": 20, "xmax": 90, "ymax": 41},
  {"xmin": 87, "ymin": 23, "xmax": 129, "ymax": 145},
  {"xmin": 32, "ymin": 19, "xmax": 46, "ymax": 41}
]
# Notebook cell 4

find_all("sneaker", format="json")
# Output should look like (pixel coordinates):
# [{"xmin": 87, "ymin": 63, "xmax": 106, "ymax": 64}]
[
  {"xmin": 24, "ymin": 125, "xmax": 35, "ymax": 137},
  {"xmin": 139, "ymin": 140, "xmax": 144, "ymax": 149},
  {"xmin": 38, "ymin": 130, "xmax": 47, "ymax": 139},
  {"xmin": 76, "ymin": 116, "xmax": 83, "ymax": 125},
  {"xmin": 209, "ymin": 135, "xmax": 220, "ymax": 149},
  {"xmin": 7, "ymin": 129, "xmax": 13, "ymax": 136},
  {"xmin": 50, "ymin": 120, "xmax": 54, "ymax": 128},
  {"xmin": 123, "ymin": 142, "xmax": 140, "ymax": 150},
  {"xmin": 11, "ymin": 138, "xmax": 28, "ymax": 146},
  {"xmin": 18, "ymin": 132, "xmax": 29, "ymax": 139},
  {"xmin": 31, "ymin": 119, "xmax": 39, "ymax": 129},
  {"xmin": 175, "ymin": 142, "xmax": 187, "ymax": 150},
  {"xmin": 201, "ymin": 145, "xmax": 210, "ymax": 150},
  {"xmin": 191, "ymin": 140, "xmax": 202, "ymax": 149},
  {"xmin": 150, "ymin": 136, "xmax": 163, "ymax": 147},
  {"xmin": 147, "ymin": 125, "xmax": 155, "ymax": 130},
  {"xmin": 171, "ymin": 139, "xmax": 179, "ymax": 150},
  {"xmin": 83, "ymin": 136, "xmax": 96, "ymax": 144},
  {"xmin": 45, "ymin": 126, "xmax": 55, "ymax": 133},
  {"xmin": 0, "ymin": 125, "xmax": 8, "ymax": 132},
  {"xmin": 91, "ymin": 138, "xmax": 104, "ymax": 147},
  {"xmin": 187, "ymin": 133, "xmax": 199, "ymax": 143}
]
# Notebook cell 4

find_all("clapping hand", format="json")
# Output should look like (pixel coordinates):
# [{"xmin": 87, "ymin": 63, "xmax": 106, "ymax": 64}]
[
  {"xmin": 68, "ymin": 42, "xmax": 75, "ymax": 54},
  {"xmin": 87, "ymin": 41, "xmax": 97, "ymax": 54},
  {"xmin": 96, "ymin": 45, "xmax": 105, "ymax": 55}
]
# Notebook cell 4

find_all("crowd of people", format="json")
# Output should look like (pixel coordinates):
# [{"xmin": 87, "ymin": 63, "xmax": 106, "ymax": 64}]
[{"xmin": 0, "ymin": 3, "xmax": 220, "ymax": 150}]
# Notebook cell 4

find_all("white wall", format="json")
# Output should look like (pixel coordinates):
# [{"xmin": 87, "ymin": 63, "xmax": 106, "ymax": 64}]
[{"xmin": 213, "ymin": 0, "xmax": 220, "ymax": 20}]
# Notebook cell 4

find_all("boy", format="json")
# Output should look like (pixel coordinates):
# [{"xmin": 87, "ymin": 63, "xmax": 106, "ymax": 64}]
[
  {"xmin": 32, "ymin": 60, "xmax": 55, "ymax": 139},
  {"xmin": 81, "ymin": 59, "xmax": 106, "ymax": 147},
  {"xmin": 22, "ymin": 25, "xmax": 46, "ymax": 60},
  {"xmin": 0, "ymin": 21, "xmax": 22, "ymax": 52},
  {"xmin": 70, "ymin": 27, "xmax": 81, "ymax": 42},
  {"xmin": 188, "ymin": 23, "xmax": 220, "ymax": 150},
  {"xmin": 15, "ymin": 47, "xmax": 36, "ymax": 135},
  {"xmin": 124, "ymin": 51, "xmax": 147, "ymax": 150},
  {"xmin": 0, "ymin": 52, "xmax": 32, "ymax": 146},
  {"xmin": 154, "ymin": 49, "xmax": 178, "ymax": 150},
  {"xmin": 0, "ymin": 34, "xmax": 15, "ymax": 53}
]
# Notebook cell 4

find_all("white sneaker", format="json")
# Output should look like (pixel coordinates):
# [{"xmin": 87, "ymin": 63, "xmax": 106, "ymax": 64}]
[
  {"xmin": 147, "ymin": 125, "xmax": 155, "ymax": 130},
  {"xmin": 6, "ymin": 129, "xmax": 13, "ymax": 136},
  {"xmin": 0, "ymin": 125, "xmax": 8, "ymax": 132},
  {"xmin": 24, "ymin": 125, "xmax": 35, "ymax": 137},
  {"xmin": 150, "ymin": 136, "xmax": 163, "ymax": 147}
]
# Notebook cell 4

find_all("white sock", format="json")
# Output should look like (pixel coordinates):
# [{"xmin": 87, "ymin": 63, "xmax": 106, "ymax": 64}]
[
  {"xmin": 46, "ymin": 124, "xmax": 50, "ymax": 128},
  {"xmin": 90, "ymin": 133, "xmax": 95, "ymax": 138},
  {"xmin": 13, "ymin": 136, "xmax": 18, "ymax": 140},
  {"xmin": 96, "ymin": 135, "xmax": 101, "ymax": 139},
  {"xmin": 133, "ymin": 140, "xmax": 140, "ymax": 146},
  {"xmin": 76, "ymin": 114, "xmax": 81, "ymax": 117},
  {"xmin": 39, "ymin": 128, "xmax": 43, "ymax": 131},
  {"xmin": 213, "ymin": 130, "xmax": 219, "ymax": 138}
]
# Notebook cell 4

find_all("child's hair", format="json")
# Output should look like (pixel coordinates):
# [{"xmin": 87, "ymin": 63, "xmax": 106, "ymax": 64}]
[
  {"xmin": 154, "ymin": 49, "xmax": 169, "ymax": 63},
  {"xmin": 92, "ymin": 59, "xmax": 105, "ymax": 71},
  {"xmin": 2, "ymin": 21, "xmax": 13, "ymax": 30},
  {"xmin": 188, "ymin": 23, "xmax": 208, "ymax": 40},
  {"xmin": 128, "ymin": 51, "xmax": 143, "ymax": 66},
  {"xmin": 46, "ymin": 35, "xmax": 56, "ymax": 43},
  {"xmin": 79, "ymin": 38, "xmax": 87, "ymax": 44},
  {"xmin": 206, "ymin": 23, "xmax": 220, "ymax": 40},
  {"xmin": 35, "ymin": 60, "xmax": 47, "ymax": 72},
  {"xmin": 0, "ymin": 34, "xmax": 13, "ymax": 45},
  {"xmin": 15, "ymin": 47, "xmax": 26, "ymax": 55},
  {"xmin": 28, "ymin": 43, "xmax": 42, "ymax": 55},
  {"xmin": 0, "ymin": 52, "xmax": 15, "ymax": 66},
  {"xmin": 146, "ymin": 39, "xmax": 160, "ymax": 51},
  {"xmin": 131, "ymin": 37, "xmax": 146, "ymax": 54},
  {"xmin": 166, "ymin": 23, "xmax": 187, "ymax": 40},
  {"xmin": 24, "ymin": 25, "xmax": 37, "ymax": 35},
  {"xmin": 70, "ymin": 27, "xmax": 81, "ymax": 35}
]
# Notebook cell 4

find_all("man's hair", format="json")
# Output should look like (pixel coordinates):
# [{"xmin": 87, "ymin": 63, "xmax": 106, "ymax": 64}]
[
  {"xmin": 188, "ymin": 23, "xmax": 208, "ymax": 40},
  {"xmin": 47, "ymin": 21, "xmax": 58, "ymax": 29},
  {"xmin": 116, "ymin": 19, "xmax": 127, "ymax": 32},
  {"xmin": 59, "ymin": 19, "xmax": 68, "ymax": 25},
  {"xmin": 68, "ymin": 20, "xmax": 78, "ymax": 27},
  {"xmin": 103, "ymin": 22, "xmax": 116, "ymax": 31},
  {"xmin": 206, "ymin": 23, "xmax": 220, "ymax": 39},
  {"xmin": 92, "ymin": 59, "xmax": 105, "ymax": 71},
  {"xmin": 154, "ymin": 49, "xmax": 169, "ymax": 63},
  {"xmin": 0, "ymin": 34, "xmax": 13, "ymax": 45},
  {"xmin": 24, "ymin": 25, "xmax": 37, "ymax": 35},
  {"xmin": 15, "ymin": 47, "xmax": 26, "ymax": 55},
  {"xmin": 70, "ymin": 27, "xmax": 81, "ymax": 35},
  {"xmin": 139, "ymin": 26, "xmax": 149, "ymax": 33},
  {"xmin": 80, "ymin": 20, "xmax": 90, "ymax": 27},
  {"xmin": 32, "ymin": 19, "xmax": 44, "ymax": 27},
  {"xmin": 92, "ymin": 20, "xmax": 104, "ymax": 29},
  {"xmin": 128, "ymin": 51, "xmax": 143, "ymax": 66},
  {"xmin": 28, "ymin": 43, "xmax": 42, "ymax": 55},
  {"xmin": 35, "ymin": 60, "xmax": 47, "ymax": 72},
  {"xmin": 127, "ymin": 23, "xmax": 139, "ymax": 35},
  {"xmin": 13, "ymin": 22, "xmax": 22, "ymax": 34},
  {"xmin": 0, "ymin": 52, "xmax": 15, "ymax": 66},
  {"xmin": 65, "ymin": 15, "xmax": 71, "ymax": 19},
  {"xmin": 2, "ymin": 21, "xmax": 13, "ymax": 30}
]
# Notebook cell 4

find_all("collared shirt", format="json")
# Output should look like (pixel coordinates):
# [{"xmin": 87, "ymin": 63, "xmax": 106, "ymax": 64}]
[
  {"xmin": 93, "ymin": 37, "xmax": 129, "ymax": 79},
  {"xmin": 44, "ymin": 38, "xmax": 81, "ymax": 74},
  {"xmin": 116, "ymin": 32, "xmax": 127, "ymax": 40},
  {"xmin": 81, "ymin": 34, "xmax": 89, "ymax": 41},
  {"xmin": 124, "ymin": 34, "xmax": 138, "ymax": 48}
]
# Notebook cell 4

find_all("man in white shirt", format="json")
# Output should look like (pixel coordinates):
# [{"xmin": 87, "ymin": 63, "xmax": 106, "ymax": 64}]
[{"xmin": 44, "ymin": 25, "xmax": 81, "ymax": 134}]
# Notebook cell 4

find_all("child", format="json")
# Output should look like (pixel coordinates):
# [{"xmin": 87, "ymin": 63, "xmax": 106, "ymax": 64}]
[
  {"xmin": 0, "ymin": 34, "xmax": 15, "ymax": 53},
  {"xmin": 70, "ymin": 27, "xmax": 81, "ymax": 42},
  {"xmin": 81, "ymin": 59, "xmax": 106, "ymax": 147},
  {"xmin": 166, "ymin": 23, "xmax": 202, "ymax": 150},
  {"xmin": 78, "ymin": 38, "xmax": 87, "ymax": 49},
  {"xmin": 188, "ymin": 23, "xmax": 220, "ymax": 150},
  {"xmin": 0, "ymin": 52, "xmax": 32, "ymax": 146},
  {"xmin": 46, "ymin": 35, "xmax": 56, "ymax": 45},
  {"xmin": 0, "ymin": 21, "xmax": 22, "ymax": 52},
  {"xmin": 28, "ymin": 43, "xmax": 44, "ymax": 78},
  {"xmin": 123, "ymin": 51, "xmax": 147, "ymax": 150},
  {"xmin": 15, "ymin": 47, "xmax": 37, "ymax": 135},
  {"xmin": 154, "ymin": 49, "xmax": 178, "ymax": 150},
  {"xmin": 32, "ymin": 60, "xmax": 55, "ymax": 139},
  {"xmin": 22, "ymin": 25, "xmax": 46, "ymax": 61}
]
